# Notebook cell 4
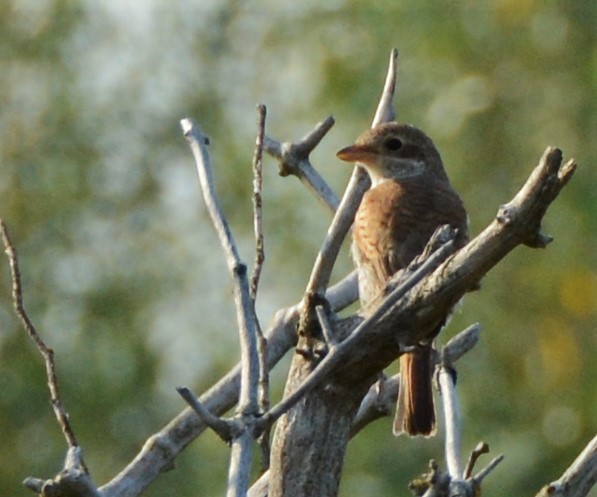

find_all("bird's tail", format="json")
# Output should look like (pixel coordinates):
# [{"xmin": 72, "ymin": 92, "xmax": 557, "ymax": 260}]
[{"xmin": 393, "ymin": 345, "xmax": 436, "ymax": 437}]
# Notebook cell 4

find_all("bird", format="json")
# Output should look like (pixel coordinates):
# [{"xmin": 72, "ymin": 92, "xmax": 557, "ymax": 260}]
[{"xmin": 336, "ymin": 122, "xmax": 468, "ymax": 436}]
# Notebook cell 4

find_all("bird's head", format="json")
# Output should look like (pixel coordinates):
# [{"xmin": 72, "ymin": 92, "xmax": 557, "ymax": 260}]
[{"xmin": 336, "ymin": 122, "xmax": 447, "ymax": 186}]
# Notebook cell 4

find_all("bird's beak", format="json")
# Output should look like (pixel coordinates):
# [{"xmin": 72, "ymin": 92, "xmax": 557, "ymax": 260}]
[{"xmin": 336, "ymin": 144, "xmax": 376, "ymax": 163}]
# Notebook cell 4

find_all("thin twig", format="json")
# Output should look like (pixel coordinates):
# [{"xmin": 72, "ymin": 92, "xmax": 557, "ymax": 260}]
[
  {"xmin": 263, "ymin": 116, "xmax": 339, "ymax": 213},
  {"xmin": 181, "ymin": 118, "xmax": 260, "ymax": 414},
  {"xmin": 251, "ymin": 104, "xmax": 267, "ymax": 301},
  {"xmin": 463, "ymin": 442, "xmax": 489, "ymax": 479},
  {"xmin": 441, "ymin": 323, "xmax": 481, "ymax": 365},
  {"xmin": 315, "ymin": 305, "xmax": 337, "ymax": 348},
  {"xmin": 176, "ymin": 387, "xmax": 232, "ymax": 442},
  {"xmin": 472, "ymin": 454, "xmax": 505, "ymax": 485},
  {"xmin": 372, "ymin": 48, "xmax": 398, "ymax": 125},
  {"xmin": 250, "ymin": 103, "xmax": 272, "ymax": 471},
  {"xmin": 0, "ymin": 219, "xmax": 79, "ymax": 450}
]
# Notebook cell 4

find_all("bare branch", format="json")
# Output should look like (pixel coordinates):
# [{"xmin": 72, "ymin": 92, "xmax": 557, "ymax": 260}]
[
  {"xmin": 251, "ymin": 104, "xmax": 267, "ymax": 301},
  {"xmin": 181, "ymin": 118, "xmax": 260, "ymax": 414},
  {"xmin": 437, "ymin": 323, "xmax": 482, "ymax": 479},
  {"xmin": 315, "ymin": 304, "xmax": 337, "ymax": 348},
  {"xmin": 471, "ymin": 454, "xmax": 505, "ymax": 485},
  {"xmin": 295, "ymin": 49, "xmax": 401, "ymax": 342},
  {"xmin": 176, "ymin": 387, "xmax": 232, "ymax": 442},
  {"xmin": 535, "ymin": 434, "xmax": 597, "ymax": 497},
  {"xmin": 463, "ymin": 442, "xmax": 489, "ymax": 479},
  {"xmin": 264, "ymin": 116, "xmax": 339, "ymax": 213},
  {"xmin": 438, "ymin": 364, "xmax": 463, "ymax": 478},
  {"xmin": 181, "ymin": 118, "xmax": 262, "ymax": 496},
  {"xmin": 372, "ymin": 47, "xmax": 398, "ymax": 125},
  {"xmin": 441, "ymin": 323, "xmax": 481, "ymax": 365},
  {"xmin": 98, "ymin": 273, "xmax": 357, "ymax": 497},
  {"xmin": 250, "ymin": 104, "xmax": 272, "ymax": 471},
  {"xmin": 0, "ymin": 219, "xmax": 79, "ymax": 450},
  {"xmin": 23, "ymin": 447, "xmax": 99, "ymax": 497},
  {"xmin": 350, "ymin": 374, "xmax": 398, "ymax": 435}
]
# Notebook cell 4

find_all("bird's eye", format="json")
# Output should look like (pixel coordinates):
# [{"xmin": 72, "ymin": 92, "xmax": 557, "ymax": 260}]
[{"xmin": 384, "ymin": 137, "xmax": 403, "ymax": 151}]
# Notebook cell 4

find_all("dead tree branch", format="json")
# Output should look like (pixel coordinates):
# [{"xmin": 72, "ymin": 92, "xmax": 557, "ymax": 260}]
[
  {"xmin": 535, "ymin": 434, "xmax": 597, "ymax": 497},
  {"xmin": 97, "ymin": 272, "xmax": 357, "ymax": 497},
  {"xmin": 181, "ymin": 118, "xmax": 267, "ymax": 497},
  {"xmin": 264, "ymin": 116, "xmax": 338, "ymax": 213},
  {"xmin": 0, "ymin": 219, "xmax": 79, "ymax": 450},
  {"xmin": 1, "ymin": 220, "xmax": 100, "ymax": 497},
  {"xmin": 250, "ymin": 104, "xmax": 272, "ymax": 470}
]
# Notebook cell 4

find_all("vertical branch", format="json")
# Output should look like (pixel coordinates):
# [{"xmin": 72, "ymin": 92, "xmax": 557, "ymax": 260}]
[
  {"xmin": 0, "ymin": 219, "xmax": 80, "ymax": 451},
  {"xmin": 181, "ymin": 119, "xmax": 260, "ymax": 496},
  {"xmin": 250, "ymin": 104, "xmax": 267, "ymax": 301},
  {"xmin": 181, "ymin": 118, "xmax": 260, "ymax": 414},
  {"xmin": 312, "ymin": 48, "xmax": 399, "ymax": 295},
  {"xmin": 438, "ymin": 324, "xmax": 482, "ymax": 479},
  {"xmin": 301, "ymin": 48, "xmax": 399, "ymax": 322},
  {"xmin": 250, "ymin": 103, "xmax": 272, "ymax": 470},
  {"xmin": 438, "ymin": 366, "xmax": 463, "ymax": 478},
  {"xmin": 372, "ymin": 48, "xmax": 398, "ymax": 125}
]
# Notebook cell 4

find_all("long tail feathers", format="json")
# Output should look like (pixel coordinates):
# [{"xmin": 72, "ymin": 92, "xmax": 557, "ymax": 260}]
[{"xmin": 393, "ymin": 346, "xmax": 436, "ymax": 437}]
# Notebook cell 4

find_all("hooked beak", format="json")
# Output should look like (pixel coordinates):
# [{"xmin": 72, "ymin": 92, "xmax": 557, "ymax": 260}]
[{"xmin": 336, "ymin": 144, "xmax": 376, "ymax": 164}]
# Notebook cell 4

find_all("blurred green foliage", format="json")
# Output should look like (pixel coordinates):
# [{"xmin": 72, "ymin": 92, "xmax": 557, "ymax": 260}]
[{"xmin": 0, "ymin": 1, "xmax": 595, "ymax": 497}]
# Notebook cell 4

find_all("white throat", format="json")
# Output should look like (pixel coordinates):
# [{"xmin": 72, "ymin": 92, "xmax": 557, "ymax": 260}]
[{"xmin": 364, "ymin": 159, "xmax": 426, "ymax": 187}]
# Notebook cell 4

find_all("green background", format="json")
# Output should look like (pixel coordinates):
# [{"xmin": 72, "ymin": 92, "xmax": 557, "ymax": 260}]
[{"xmin": 0, "ymin": 1, "xmax": 595, "ymax": 496}]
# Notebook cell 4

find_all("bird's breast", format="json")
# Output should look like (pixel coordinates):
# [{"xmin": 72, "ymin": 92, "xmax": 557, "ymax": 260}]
[{"xmin": 352, "ymin": 178, "xmax": 467, "ymax": 304}]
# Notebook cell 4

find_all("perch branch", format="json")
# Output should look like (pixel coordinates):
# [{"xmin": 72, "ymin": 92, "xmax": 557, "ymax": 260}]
[
  {"xmin": 260, "ymin": 228, "xmax": 458, "ymax": 430},
  {"xmin": 249, "ymin": 322, "xmax": 481, "ymax": 497}
]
